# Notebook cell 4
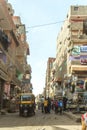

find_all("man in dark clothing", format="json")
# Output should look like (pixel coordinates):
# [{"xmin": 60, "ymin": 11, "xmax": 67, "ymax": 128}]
[
  {"xmin": 63, "ymin": 96, "xmax": 68, "ymax": 111},
  {"xmin": 47, "ymin": 97, "xmax": 51, "ymax": 113},
  {"xmin": 54, "ymin": 99, "xmax": 58, "ymax": 114},
  {"xmin": 41, "ymin": 102, "xmax": 44, "ymax": 113},
  {"xmin": 58, "ymin": 99, "xmax": 63, "ymax": 114}
]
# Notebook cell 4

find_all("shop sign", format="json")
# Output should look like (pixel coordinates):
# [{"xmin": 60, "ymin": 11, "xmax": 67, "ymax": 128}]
[
  {"xmin": 72, "ymin": 46, "xmax": 80, "ymax": 56},
  {"xmin": 76, "ymin": 80, "xmax": 84, "ymax": 85},
  {"xmin": 75, "ymin": 87, "xmax": 84, "ymax": 92},
  {"xmin": 80, "ymin": 55, "xmax": 87, "ymax": 64},
  {"xmin": 69, "ymin": 55, "xmax": 80, "ymax": 61},
  {"xmin": 80, "ymin": 59, "xmax": 87, "ymax": 64},
  {"xmin": 80, "ymin": 46, "xmax": 87, "ymax": 52}
]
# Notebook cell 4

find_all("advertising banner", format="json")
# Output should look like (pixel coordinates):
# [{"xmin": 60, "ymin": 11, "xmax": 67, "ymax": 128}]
[{"xmin": 80, "ymin": 46, "xmax": 87, "ymax": 52}]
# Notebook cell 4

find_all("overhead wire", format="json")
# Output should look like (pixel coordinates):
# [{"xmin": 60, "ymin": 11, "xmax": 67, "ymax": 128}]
[{"xmin": 27, "ymin": 20, "xmax": 65, "ymax": 29}]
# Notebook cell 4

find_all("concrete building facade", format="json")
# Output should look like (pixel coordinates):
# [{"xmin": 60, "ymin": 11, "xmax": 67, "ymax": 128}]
[
  {"xmin": 0, "ymin": 0, "xmax": 32, "ymax": 109},
  {"xmin": 45, "ymin": 57, "xmax": 55, "ymax": 98},
  {"xmin": 54, "ymin": 5, "xmax": 87, "ymax": 98}
]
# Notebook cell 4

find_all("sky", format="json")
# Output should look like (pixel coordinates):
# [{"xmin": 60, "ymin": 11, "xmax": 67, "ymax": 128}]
[{"xmin": 8, "ymin": 0, "xmax": 87, "ymax": 96}]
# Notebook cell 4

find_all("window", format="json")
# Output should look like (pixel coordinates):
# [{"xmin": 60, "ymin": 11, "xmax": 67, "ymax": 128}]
[
  {"xmin": 83, "ymin": 20, "xmax": 87, "ymax": 35},
  {"xmin": 8, "ymin": 8, "xmax": 10, "ymax": 11},
  {"xmin": 74, "ymin": 6, "xmax": 78, "ymax": 11},
  {"xmin": 21, "ymin": 95, "xmax": 32, "ymax": 101}
]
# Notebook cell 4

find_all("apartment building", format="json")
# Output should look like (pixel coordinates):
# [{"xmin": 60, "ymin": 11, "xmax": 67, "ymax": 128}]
[
  {"xmin": 45, "ymin": 57, "xmax": 55, "ymax": 98},
  {"xmin": 12, "ymin": 16, "xmax": 32, "ymax": 93},
  {"xmin": 54, "ymin": 5, "xmax": 87, "ymax": 98},
  {"xmin": 0, "ymin": 0, "xmax": 31, "ymax": 109}
]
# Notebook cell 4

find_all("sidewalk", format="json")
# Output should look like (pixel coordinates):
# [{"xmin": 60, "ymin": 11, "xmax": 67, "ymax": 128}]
[{"xmin": 64, "ymin": 111, "xmax": 82, "ymax": 122}]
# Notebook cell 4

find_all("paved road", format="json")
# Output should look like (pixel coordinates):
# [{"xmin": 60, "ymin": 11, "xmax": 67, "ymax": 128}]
[{"xmin": 0, "ymin": 110, "xmax": 81, "ymax": 130}]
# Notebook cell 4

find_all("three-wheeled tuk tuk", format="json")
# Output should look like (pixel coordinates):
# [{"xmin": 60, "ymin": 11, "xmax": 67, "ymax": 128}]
[{"xmin": 18, "ymin": 93, "xmax": 35, "ymax": 116}]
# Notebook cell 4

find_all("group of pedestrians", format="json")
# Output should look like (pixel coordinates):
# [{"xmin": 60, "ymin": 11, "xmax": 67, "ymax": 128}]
[
  {"xmin": 41, "ymin": 97, "xmax": 51, "ymax": 113},
  {"xmin": 54, "ymin": 98, "xmax": 63, "ymax": 114},
  {"xmin": 41, "ymin": 96, "xmax": 68, "ymax": 115}
]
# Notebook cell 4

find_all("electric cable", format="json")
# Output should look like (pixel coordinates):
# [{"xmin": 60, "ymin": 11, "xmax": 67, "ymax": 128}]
[{"xmin": 27, "ymin": 20, "xmax": 65, "ymax": 29}]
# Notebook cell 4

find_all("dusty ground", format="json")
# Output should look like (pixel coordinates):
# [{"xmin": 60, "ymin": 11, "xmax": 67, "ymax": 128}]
[{"xmin": 0, "ymin": 110, "xmax": 82, "ymax": 130}]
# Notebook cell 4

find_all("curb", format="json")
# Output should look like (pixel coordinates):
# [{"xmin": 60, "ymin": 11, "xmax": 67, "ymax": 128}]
[{"xmin": 64, "ymin": 111, "xmax": 81, "ymax": 121}]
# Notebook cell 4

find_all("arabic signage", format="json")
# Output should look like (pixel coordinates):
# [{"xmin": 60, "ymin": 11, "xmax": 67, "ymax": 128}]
[
  {"xmin": 71, "ymin": 46, "xmax": 80, "ymax": 56},
  {"xmin": 71, "ymin": 46, "xmax": 87, "ymax": 56},
  {"xmin": 69, "ymin": 55, "xmax": 87, "ymax": 64},
  {"xmin": 69, "ymin": 55, "xmax": 80, "ymax": 61},
  {"xmin": 80, "ymin": 55, "xmax": 87, "ymax": 65},
  {"xmin": 80, "ymin": 46, "xmax": 87, "ymax": 52},
  {"xmin": 69, "ymin": 45, "xmax": 87, "ymax": 64},
  {"xmin": 80, "ymin": 59, "xmax": 87, "ymax": 64}
]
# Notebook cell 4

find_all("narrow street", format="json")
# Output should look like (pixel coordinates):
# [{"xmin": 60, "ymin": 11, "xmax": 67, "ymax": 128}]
[{"xmin": 0, "ymin": 110, "xmax": 81, "ymax": 130}]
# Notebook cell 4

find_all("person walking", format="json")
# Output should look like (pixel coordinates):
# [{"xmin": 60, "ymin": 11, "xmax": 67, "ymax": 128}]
[
  {"xmin": 41, "ymin": 102, "xmax": 44, "ymax": 113},
  {"xmin": 63, "ymin": 96, "xmax": 68, "ymax": 111},
  {"xmin": 44, "ymin": 98, "xmax": 48, "ymax": 113},
  {"xmin": 58, "ymin": 98, "xmax": 63, "ymax": 115},
  {"xmin": 47, "ymin": 97, "xmax": 51, "ymax": 113},
  {"xmin": 54, "ymin": 99, "xmax": 58, "ymax": 114}
]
